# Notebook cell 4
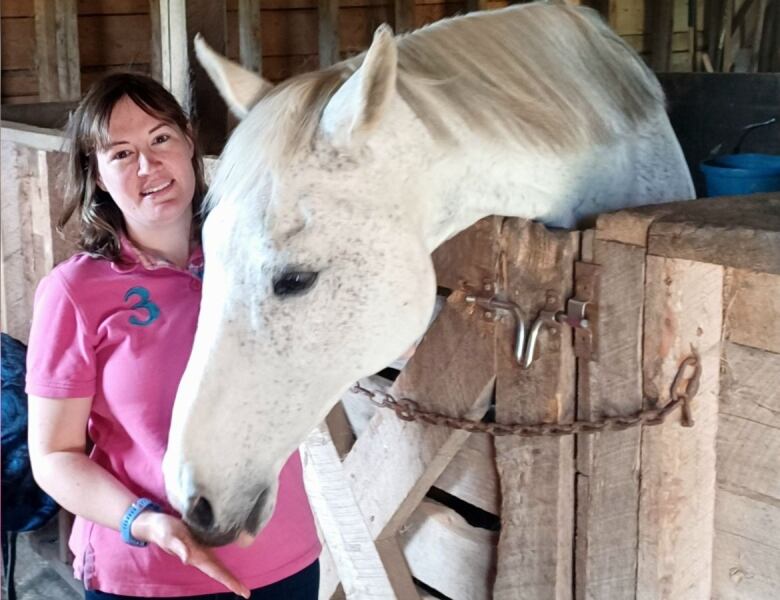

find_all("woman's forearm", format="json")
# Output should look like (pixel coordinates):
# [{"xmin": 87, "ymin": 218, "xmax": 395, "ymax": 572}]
[{"xmin": 32, "ymin": 450, "xmax": 137, "ymax": 532}]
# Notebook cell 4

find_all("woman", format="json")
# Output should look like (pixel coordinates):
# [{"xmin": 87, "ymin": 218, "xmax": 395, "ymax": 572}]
[{"xmin": 26, "ymin": 73, "xmax": 321, "ymax": 599}]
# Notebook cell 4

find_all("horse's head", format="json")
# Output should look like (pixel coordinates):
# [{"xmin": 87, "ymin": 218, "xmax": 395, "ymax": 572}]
[{"xmin": 163, "ymin": 27, "xmax": 437, "ymax": 545}]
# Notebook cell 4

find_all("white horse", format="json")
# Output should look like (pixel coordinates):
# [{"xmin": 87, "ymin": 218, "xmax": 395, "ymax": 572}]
[{"xmin": 162, "ymin": 2, "xmax": 694, "ymax": 545}]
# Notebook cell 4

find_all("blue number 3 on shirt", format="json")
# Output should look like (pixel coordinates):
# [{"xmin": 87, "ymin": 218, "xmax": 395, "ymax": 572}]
[{"xmin": 124, "ymin": 287, "xmax": 160, "ymax": 327}]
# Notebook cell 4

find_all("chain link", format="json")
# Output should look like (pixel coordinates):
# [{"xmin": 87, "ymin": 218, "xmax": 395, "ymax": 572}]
[{"xmin": 351, "ymin": 353, "xmax": 701, "ymax": 436}]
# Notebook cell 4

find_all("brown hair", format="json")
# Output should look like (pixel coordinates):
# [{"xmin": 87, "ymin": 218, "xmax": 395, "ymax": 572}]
[{"xmin": 59, "ymin": 72, "xmax": 207, "ymax": 261}]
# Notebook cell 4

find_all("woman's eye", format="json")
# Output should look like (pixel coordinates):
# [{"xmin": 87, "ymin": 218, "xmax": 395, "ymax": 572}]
[
  {"xmin": 153, "ymin": 133, "xmax": 170, "ymax": 144},
  {"xmin": 111, "ymin": 150, "xmax": 131, "ymax": 161},
  {"xmin": 272, "ymin": 271, "xmax": 318, "ymax": 297}
]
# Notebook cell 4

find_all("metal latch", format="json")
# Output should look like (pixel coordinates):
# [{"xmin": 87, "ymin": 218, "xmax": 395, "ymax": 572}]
[{"xmin": 465, "ymin": 261, "xmax": 600, "ymax": 368}]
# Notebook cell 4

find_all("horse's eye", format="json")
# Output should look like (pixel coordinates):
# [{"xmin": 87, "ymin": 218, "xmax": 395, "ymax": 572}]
[{"xmin": 273, "ymin": 271, "xmax": 318, "ymax": 297}]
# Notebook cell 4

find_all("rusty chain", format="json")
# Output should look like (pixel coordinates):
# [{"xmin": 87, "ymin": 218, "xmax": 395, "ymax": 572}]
[{"xmin": 350, "ymin": 353, "xmax": 701, "ymax": 437}]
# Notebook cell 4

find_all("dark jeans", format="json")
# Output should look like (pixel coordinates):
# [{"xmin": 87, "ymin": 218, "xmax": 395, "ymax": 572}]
[{"xmin": 84, "ymin": 559, "xmax": 319, "ymax": 600}]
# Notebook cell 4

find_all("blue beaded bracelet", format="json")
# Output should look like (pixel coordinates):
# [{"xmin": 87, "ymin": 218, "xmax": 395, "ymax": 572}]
[{"xmin": 120, "ymin": 498, "xmax": 161, "ymax": 547}]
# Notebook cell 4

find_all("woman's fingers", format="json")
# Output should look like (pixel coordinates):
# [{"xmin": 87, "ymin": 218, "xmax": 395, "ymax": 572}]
[
  {"xmin": 187, "ymin": 544, "xmax": 251, "ymax": 599},
  {"xmin": 151, "ymin": 515, "xmax": 250, "ymax": 598}
]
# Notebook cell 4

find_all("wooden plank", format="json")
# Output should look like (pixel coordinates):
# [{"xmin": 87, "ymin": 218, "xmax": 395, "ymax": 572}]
[
  {"xmin": 78, "ymin": 14, "xmax": 152, "ymax": 66},
  {"xmin": 400, "ymin": 499, "xmax": 498, "ymax": 600},
  {"xmin": 0, "ymin": 122, "xmax": 66, "ymax": 154},
  {"xmin": 596, "ymin": 195, "xmax": 780, "ymax": 274},
  {"xmin": 1, "ymin": 142, "xmax": 47, "ymax": 342},
  {"xmin": 724, "ymin": 269, "xmax": 780, "ymax": 353},
  {"xmin": 647, "ymin": 194, "xmax": 780, "ymax": 275},
  {"xmin": 302, "ymin": 422, "xmax": 398, "ymax": 599},
  {"xmin": 149, "ymin": 0, "xmax": 163, "ymax": 81},
  {"xmin": 432, "ymin": 216, "xmax": 504, "ymax": 291},
  {"xmin": 493, "ymin": 221, "xmax": 578, "ymax": 599},
  {"xmin": 238, "ymin": 0, "xmax": 263, "ymax": 73},
  {"xmin": 637, "ymin": 256, "xmax": 723, "ymax": 600},
  {"xmin": 434, "ymin": 432, "xmax": 499, "ymax": 516},
  {"xmin": 649, "ymin": 0, "xmax": 675, "ymax": 71},
  {"xmin": 34, "ymin": 0, "xmax": 60, "ymax": 101},
  {"xmin": 318, "ymin": 0, "xmax": 339, "ymax": 67},
  {"xmin": 2, "ymin": 16, "xmax": 36, "ymax": 70},
  {"xmin": 0, "ymin": 101, "xmax": 77, "ymax": 130},
  {"xmin": 58, "ymin": 0, "xmax": 81, "ymax": 99},
  {"xmin": 718, "ymin": 413, "xmax": 780, "ymax": 500},
  {"xmin": 713, "ymin": 489, "xmax": 780, "ymax": 600},
  {"xmin": 465, "ymin": 0, "xmax": 490, "ymax": 12},
  {"xmin": 324, "ymin": 401, "xmax": 355, "ymax": 459},
  {"xmin": 32, "ymin": 0, "xmax": 80, "ymax": 100},
  {"xmin": 575, "ymin": 239, "xmax": 645, "ymax": 600},
  {"xmin": 0, "ymin": 71, "xmax": 39, "ymax": 102},
  {"xmin": 395, "ymin": 0, "xmax": 416, "ymax": 33},
  {"xmin": 720, "ymin": 341, "xmax": 780, "ymax": 431},
  {"xmin": 78, "ymin": 0, "xmax": 149, "ymax": 14},
  {"xmin": 158, "ymin": 0, "xmax": 228, "ymax": 154}
]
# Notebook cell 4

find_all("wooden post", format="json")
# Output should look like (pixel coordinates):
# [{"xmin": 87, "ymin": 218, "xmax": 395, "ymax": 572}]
[
  {"xmin": 649, "ymin": 0, "xmax": 675, "ymax": 71},
  {"xmin": 395, "ymin": 0, "xmax": 416, "ymax": 34},
  {"xmin": 318, "ymin": 0, "xmax": 340, "ymax": 68},
  {"xmin": 238, "ymin": 0, "xmax": 263, "ymax": 74},
  {"xmin": 493, "ymin": 221, "xmax": 579, "ymax": 599},
  {"xmin": 155, "ymin": 0, "xmax": 228, "ymax": 155},
  {"xmin": 34, "ymin": 0, "xmax": 80, "ymax": 101},
  {"xmin": 466, "ymin": 0, "xmax": 491, "ymax": 11}
]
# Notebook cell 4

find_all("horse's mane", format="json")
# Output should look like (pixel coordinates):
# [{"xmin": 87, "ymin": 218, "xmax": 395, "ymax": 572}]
[{"xmin": 207, "ymin": 3, "xmax": 663, "ymax": 211}]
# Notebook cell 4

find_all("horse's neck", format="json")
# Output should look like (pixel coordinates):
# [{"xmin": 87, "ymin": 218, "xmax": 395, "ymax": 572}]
[{"xmin": 390, "ymin": 107, "xmax": 693, "ymax": 252}]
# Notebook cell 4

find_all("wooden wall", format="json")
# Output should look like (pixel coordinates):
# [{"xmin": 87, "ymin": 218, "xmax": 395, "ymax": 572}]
[
  {"xmin": 1, "ymin": 0, "xmax": 466, "ymax": 104},
  {"xmin": 3, "ymin": 1, "xmax": 771, "ymax": 105}
]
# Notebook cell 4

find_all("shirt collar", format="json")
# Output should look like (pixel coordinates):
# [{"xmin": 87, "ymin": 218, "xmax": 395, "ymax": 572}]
[{"xmin": 112, "ymin": 234, "xmax": 204, "ymax": 280}]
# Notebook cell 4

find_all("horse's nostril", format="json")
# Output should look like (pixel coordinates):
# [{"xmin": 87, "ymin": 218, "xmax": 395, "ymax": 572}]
[{"xmin": 189, "ymin": 496, "xmax": 215, "ymax": 530}]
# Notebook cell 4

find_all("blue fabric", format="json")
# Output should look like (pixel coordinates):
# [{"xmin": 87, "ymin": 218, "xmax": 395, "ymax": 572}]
[
  {"xmin": 84, "ymin": 559, "xmax": 319, "ymax": 599},
  {"xmin": 1, "ymin": 333, "xmax": 59, "ymax": 533}
]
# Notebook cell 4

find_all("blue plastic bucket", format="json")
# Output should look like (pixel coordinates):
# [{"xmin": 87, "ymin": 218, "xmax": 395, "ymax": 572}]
[{"xmin": 700, "ymin": 153, "xmax": 780, "ymax": 196}]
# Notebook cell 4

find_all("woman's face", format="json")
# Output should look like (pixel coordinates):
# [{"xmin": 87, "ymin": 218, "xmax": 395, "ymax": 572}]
[{"xmin": 95, "ymin": 95, "xmax": 196, "ymax": 238}]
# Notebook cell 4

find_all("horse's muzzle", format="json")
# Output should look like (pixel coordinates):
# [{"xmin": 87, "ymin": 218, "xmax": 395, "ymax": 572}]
[{"xmin": 183, "ymin": 487, "xmax": 271, "ymax": 547}]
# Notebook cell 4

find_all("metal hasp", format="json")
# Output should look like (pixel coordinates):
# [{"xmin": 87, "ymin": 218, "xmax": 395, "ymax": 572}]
[{"xmin": 465, "ymin": 261, "xmax": 600, "ymax": 368}]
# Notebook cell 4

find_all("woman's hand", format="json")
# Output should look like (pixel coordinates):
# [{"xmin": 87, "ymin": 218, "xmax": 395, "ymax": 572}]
[{"xmin": 132, "ymin": 511, "xmax": 250, "ymax": 599}]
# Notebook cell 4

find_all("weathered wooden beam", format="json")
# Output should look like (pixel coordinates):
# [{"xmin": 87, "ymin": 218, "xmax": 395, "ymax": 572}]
[
  {"xmin": 493, "ymin": 221, "xmax": 578, "ymax": 599},
  {"xmin": 434, "ymin": 432, "xmax": 499, "ymax": 516},
  {"xmin": 34, "ymin": 0, "xmax": 80, "ymax": 101},
  {"xmin": 400, "ymin": 499, "xmax": 498, "ymax": 600},
  {"xmin": 395, "ymin": 0, "xmax": 416, "ymax": 34},
  {"xmin": 649, "ymin": 0, "xmax": 675, "ymax": 71},
  {"xmin": 713, "ymin": 341, "xmax": 780, "ymax": 599},
  {"xmin": 302, "ymin": 422, "xmax": 399, "ymax": 599},
  {"xmin": 637, "ymin": 256, "xmax": 722, "ymax": 599},
  {"xmin": 318, "ymin": 0, "xmax": 340, "ymax": 68},
  {"xmin": 724, "ymin": 269, "xmax": 780, "ymax": 354},
  {"xmin": 575, "ymin": 238, "xmax": 645, "ymax": 600},
  {"xmin": 238, "ymin": 0, "xmax": 263, "ymax": 74},
  {"xmin": 465, "ymin": 0, "xmax": 491, "ymax": 11},
  {"xmin": 156, "ymin": 0, "xmax": 228, "ymax": 155}
]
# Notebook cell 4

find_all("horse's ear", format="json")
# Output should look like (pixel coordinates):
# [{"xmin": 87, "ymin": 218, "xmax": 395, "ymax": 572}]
[
  {"xmin": 194, "ymin": 33, "xmax": 273, "ymax": 119},
  {"xmin": 350, "ymin": 24, "xmax": 398, "ymax": 140}
]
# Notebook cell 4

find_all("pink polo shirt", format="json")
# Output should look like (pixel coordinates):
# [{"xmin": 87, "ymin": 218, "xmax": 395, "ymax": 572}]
[{"xmin": 26, "ymin": 239, "xmax": 321, "ymax": 597}]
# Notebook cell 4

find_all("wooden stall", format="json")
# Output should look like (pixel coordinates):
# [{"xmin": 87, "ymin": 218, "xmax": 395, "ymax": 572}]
[{"xmin": 300, "ymin": 193, "xmax": 780, "ymax": 599}]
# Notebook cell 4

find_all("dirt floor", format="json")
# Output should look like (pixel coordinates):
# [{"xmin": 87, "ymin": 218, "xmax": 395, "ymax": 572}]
[{"xmin": 3, "ymin": 518, "xmax": 81, "ymax": 600}]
